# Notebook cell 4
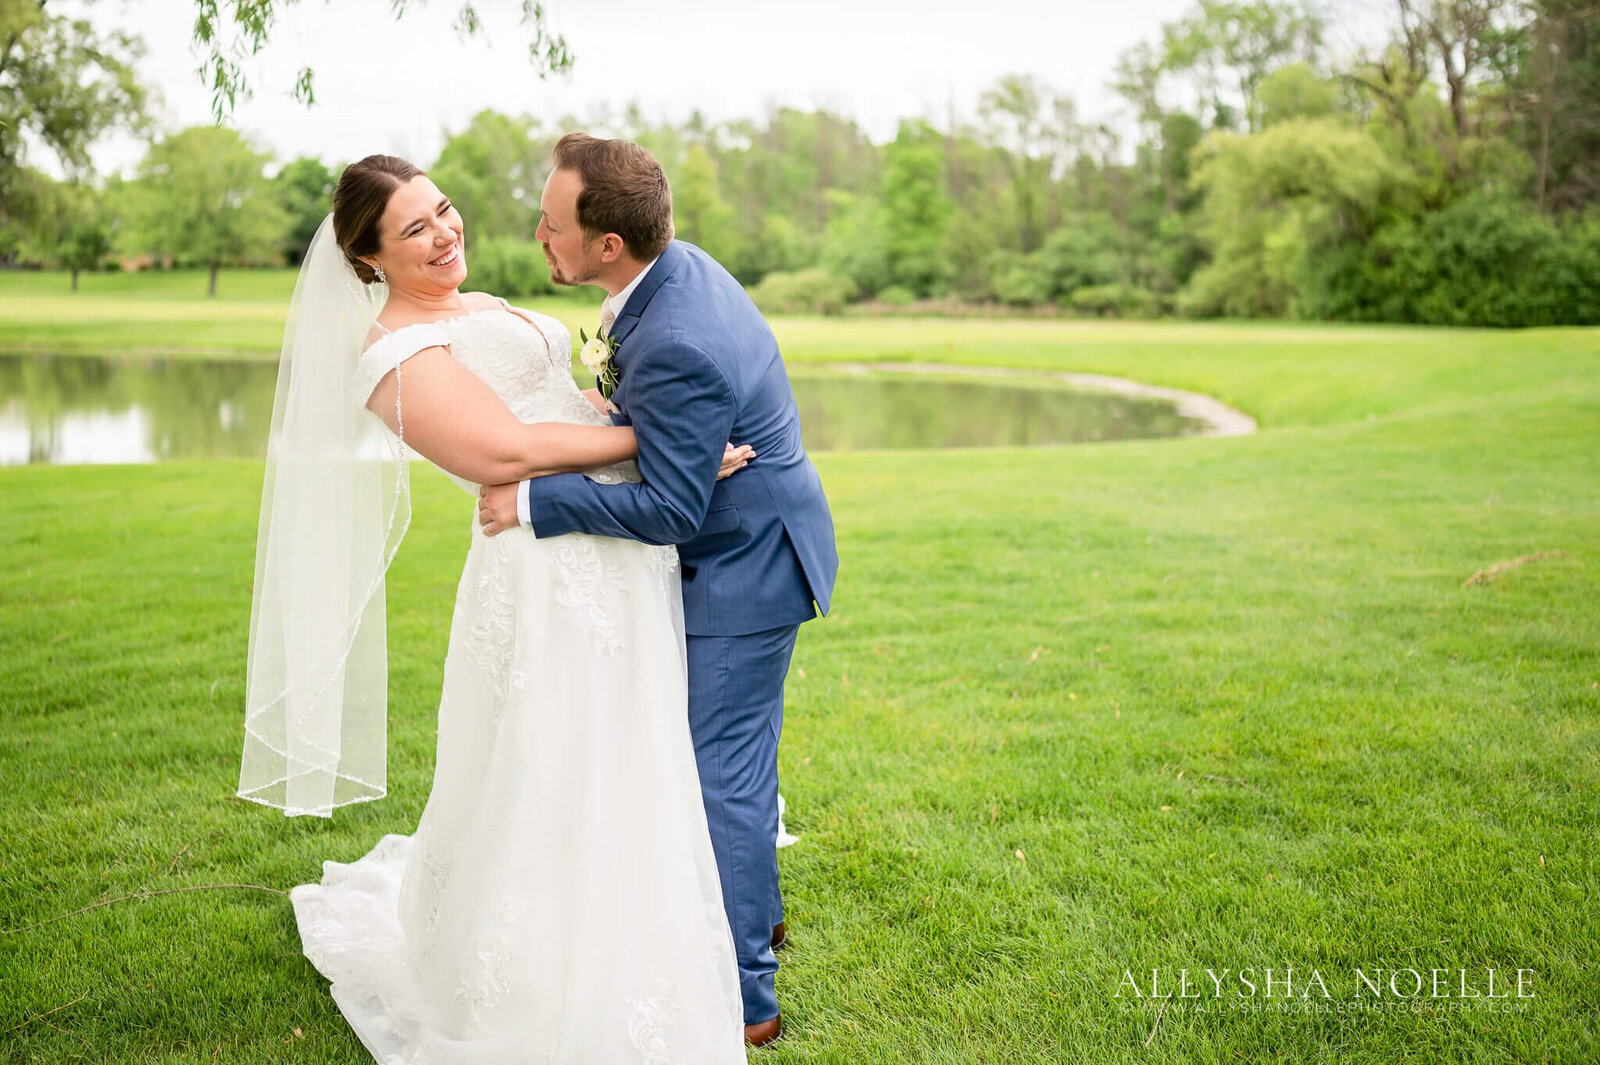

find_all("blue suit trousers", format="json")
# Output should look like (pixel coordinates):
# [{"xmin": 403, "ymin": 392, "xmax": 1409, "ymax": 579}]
[{"xmin": 686, "ymin": 623, "xmax": 799, "ymax": 1025}]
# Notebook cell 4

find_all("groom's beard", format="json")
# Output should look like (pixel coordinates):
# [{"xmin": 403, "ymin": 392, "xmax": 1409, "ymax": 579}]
[{"xmin": 544, "ymin": 248, "xmax": 601, "ymax": 288}]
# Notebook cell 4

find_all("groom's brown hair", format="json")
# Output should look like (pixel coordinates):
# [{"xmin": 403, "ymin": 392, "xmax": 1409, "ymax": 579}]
[{"xmin": 552, "ymin": 133, "xmax": 674, "ymax": 261}]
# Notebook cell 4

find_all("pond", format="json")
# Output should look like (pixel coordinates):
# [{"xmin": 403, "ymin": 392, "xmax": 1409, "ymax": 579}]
[{"xmin": 0, "ymin": 354, "xmax": 1213, "ymax": 466}]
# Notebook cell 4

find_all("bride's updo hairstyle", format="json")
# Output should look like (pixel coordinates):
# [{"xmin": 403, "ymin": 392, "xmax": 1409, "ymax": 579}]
[{"xmin": 333, "ymin": 154, "xmax": 424, "ymax": 284}]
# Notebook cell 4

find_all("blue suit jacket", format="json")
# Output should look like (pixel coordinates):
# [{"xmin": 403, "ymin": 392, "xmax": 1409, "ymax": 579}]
[{"xmin": 523, "ymin": 241, "xmax": 838, "ymax": 637}]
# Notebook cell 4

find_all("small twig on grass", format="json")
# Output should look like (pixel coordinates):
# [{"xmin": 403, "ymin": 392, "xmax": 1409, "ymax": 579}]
[
  {"xmin": 1504, "ymin": 779, "xmax": 1542, "ymax": 811},
  {"xmin": 164, "ymin": 829, "xmax": 222, "ymax": 876},
  {"xmin": 1144, "ymin": 997, "xmax": 1167, "ymax": 1047},
  {"xmin": 3, "ymin": 990, "xmax": 87, "ymax": 1033},
  {"xmin": 1199, "ymin": 773, "xmax": 1250, "ymax": 786},
  {"xmin": 1462, "ymin": 550, "xmax": 1564, "ymax": 587},
  {"xmin": 1, "ymin": 883, "xmax": 288, "ymax": 935},
  {"xmin": 166, "ymin": 841, "xmax": 194, "ymax": 875}
]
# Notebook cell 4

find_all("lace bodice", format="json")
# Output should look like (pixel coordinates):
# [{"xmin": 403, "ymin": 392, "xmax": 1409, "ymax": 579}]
[{"xmin": 353, "ymin": 303, "xmax": 637, "ymax": 490}]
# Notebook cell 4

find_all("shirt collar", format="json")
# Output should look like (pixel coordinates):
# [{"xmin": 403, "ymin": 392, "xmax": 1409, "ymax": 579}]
[{"xmin": 602, "ymin": 255, "xmax": 659, "ymax": 325}]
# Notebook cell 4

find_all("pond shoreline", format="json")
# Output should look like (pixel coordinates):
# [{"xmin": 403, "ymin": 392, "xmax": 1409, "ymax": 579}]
[
  {"xmin": 822, "ymin": 361, "xmax": 1258, "ymax": 437},
  {"xmin": 2, "ymin": 347, "xmax": 1258, "ymax": 439}
]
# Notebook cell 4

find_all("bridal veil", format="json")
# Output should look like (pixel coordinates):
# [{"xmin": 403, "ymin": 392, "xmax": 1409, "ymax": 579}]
[{"xmin": 238, "ymin": 214, "xmax": 409, "ymax": 817}]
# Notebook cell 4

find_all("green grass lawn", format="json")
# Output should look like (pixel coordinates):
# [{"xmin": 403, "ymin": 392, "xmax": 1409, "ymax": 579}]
[{"xmin": 2, "ymin": 272, "xmax": 1597, "ymax": 1062}]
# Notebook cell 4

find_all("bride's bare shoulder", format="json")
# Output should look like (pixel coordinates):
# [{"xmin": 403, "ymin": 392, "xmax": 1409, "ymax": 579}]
[
  {"xmin": 461, "ymin": 291, "xmax": 504, "ymax": 311},
  {"xmin": 465, "ymin": 290, "xmax": 548, "ymax": 329}
]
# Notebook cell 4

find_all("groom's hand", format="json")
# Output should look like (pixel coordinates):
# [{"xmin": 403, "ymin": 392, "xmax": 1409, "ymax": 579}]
[{"xmin": 478, "ymin": 482, "xmax": 521, "ymax": 537}]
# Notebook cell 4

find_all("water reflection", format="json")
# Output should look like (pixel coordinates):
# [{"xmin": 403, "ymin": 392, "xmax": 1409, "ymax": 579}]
[
  {"xmin": 789, "ymin": 371, "xmax": 1199, "ymax": 451},
  {"xmin": 0, "ymin": 355, "xmax": 277, "ymax": 464},
  {"xmin": 0, "ymin": 354, "xmax": 1201, "ymax": 465}
]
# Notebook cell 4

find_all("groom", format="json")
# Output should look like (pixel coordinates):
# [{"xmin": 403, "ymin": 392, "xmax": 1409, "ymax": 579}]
[{"xmin": 478, "ymin": 133, "xmax": 837, "ymax": 1045}]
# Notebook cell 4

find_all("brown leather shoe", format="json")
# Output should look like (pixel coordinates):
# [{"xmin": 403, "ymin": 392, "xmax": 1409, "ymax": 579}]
[
  {"xmin": 744, "ymin": 1014, "xmax": 782, "ymax": 1047},
  {"xmin": 771, "ymin": 921, "xmax": 787, "ymax": 951}
]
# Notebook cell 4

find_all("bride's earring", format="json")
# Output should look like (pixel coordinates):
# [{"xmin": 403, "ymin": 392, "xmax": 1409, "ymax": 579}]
[{"xmin": 373, "ymin": 263, "xmax": 387, "ymax": 283}]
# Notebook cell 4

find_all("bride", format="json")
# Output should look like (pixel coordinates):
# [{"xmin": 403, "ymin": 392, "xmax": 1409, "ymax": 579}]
[{"xmin": 237, "ymin": 154, "xmax": 751, "ymax": 1062}]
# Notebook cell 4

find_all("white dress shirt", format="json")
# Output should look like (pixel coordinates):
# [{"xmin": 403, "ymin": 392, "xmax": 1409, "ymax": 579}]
[
  {"xmin": 599, "ymin": 255, "xmax": 657, "ymax": 337},
  {"xmin": 517, "ymin": 256, "xmax": 659, "ymax": 530}
]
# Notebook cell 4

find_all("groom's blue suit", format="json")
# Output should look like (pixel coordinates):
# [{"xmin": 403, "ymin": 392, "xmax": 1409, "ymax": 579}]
[{"xmin": 520, "ymin": 240, "xmax": 837, "ymax": 1023}]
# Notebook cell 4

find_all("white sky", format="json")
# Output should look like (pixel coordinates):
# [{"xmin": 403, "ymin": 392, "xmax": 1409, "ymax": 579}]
[{"xmin": 85, "ymin": 0, "xmax": 1391, "ymax": 175}]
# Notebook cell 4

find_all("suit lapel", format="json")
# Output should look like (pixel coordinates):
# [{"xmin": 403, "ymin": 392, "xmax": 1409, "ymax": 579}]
[{"xmin": 607, "ymin": 241, "xmax": 685, "ymax": 352}]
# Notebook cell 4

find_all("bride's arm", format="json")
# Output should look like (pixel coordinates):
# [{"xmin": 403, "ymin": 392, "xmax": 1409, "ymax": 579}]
[{"xmin": 366, "ymin": 346, "xmax": 636, "ymax": 484}]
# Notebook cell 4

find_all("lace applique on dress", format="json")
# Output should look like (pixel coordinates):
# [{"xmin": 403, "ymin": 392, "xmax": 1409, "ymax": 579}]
[
  {"xmin": 453, "ymin": 897, "xmax": 518, "ymax": 1031},
  {"xmin": 642, "ymin": 545, "xmax": 680, "ymax": 595},
  {"xmin": 469, "ymin": 535, "xmax": 521, "ymax": 721},
  {"xmin": 418, "ymin": 845, "xmax": 457, "ymax": 958},
  {"xmin": 550, "ymin": 539, "xmax": 627, "ymax": 654},
  {"xmin": 626, "ymin": 981, "xmax": 685, "ymax": 1065}
]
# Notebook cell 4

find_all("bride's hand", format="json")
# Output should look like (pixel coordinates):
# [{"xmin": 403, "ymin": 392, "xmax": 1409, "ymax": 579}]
[{"xmin": 719, "ymin": 443, "xmax": 755, "ymax": 481}]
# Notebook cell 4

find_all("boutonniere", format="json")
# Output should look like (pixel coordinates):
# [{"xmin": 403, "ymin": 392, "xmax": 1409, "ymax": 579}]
[{"xmin": 578, "ymin": 329, "xmax": 621, "ymax": 401}]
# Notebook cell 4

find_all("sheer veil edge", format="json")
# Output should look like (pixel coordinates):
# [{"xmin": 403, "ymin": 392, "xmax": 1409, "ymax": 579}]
[{"xmin": 238, "ymin": 214, "xmax": 409, "ymax": 817}]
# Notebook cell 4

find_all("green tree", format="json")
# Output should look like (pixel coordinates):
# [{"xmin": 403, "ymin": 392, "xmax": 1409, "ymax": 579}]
[
  {"xmin": 672, "ymin": 144, "xmax": 739, "ymax": 266},
  {"xmin": 818, "ymin": 190, "xmax": 891, "ymax": 297},
  {"xmin": 714, "ymin": 108, "xmax": 877, "ymax": 279},
  {"xmin": 742, "ymin": 214, "xmax": 813, "ymax": 281},
  {"xmin": 1252, "ymin": 62, "xmax": 1344, "ymax": 127},
  {"xmin": 1158, "ymin": 0, "xmax": 1326, "ymax": 130},
  {"xmin": 1037, "ymin": 213, "xmax": 1126, "ymax": 297},
  {"xmin": 879, "ymin": 121, "xmax": 953, "ymax": 297},
  {"xmin": 468, "ymin": 238, "xmax": 556, "ymax": 298},
  {"xmin": 979, "ymin": 75, "xmax": 1077, "ymax": 251},
  {"xmin": 1344, "ymin": 47, "xmax": 1460, "ymax": 204},
  {"xmin": 1340, "ymin": 0, "xmax": 1528, "ymax": 199},
  {"xmin": 1390, "ymin": 0, "xmax": 1522, "ymax": 141},
  {"xmin": 123, "ymin": 126, "xmax": 290, "ymax": 296},
  {"xmin": 1510, "ymin": 0, "xmax": 1600, "ymax": 212},
  {"xmin": 941, "ymin": 136, "xmax": 1010, "ymax": 296},
  {"xmin": 430, "ymin": 110, "xmax": 551, "ymax": 243},
  {"xmin": 1303, "ymin": 192, "xmax": 1600, "ymax": 325},
  {"xmin": 1114, "ymin": 0, "xmax": 1325, "ymax": 138},
  {"xmin": 1156, "ymin": 111, "xmax": 1205, "ymax": 215},
  {"xmin": 275, "ymin": 156, "xmax": 336, "ymax": 264},
  {"xmin": 0, "ymin": 0, "xmax": 146, "ymax": 253},
  {"xmin": 1185, "ymin": 118, "xmax": 1413, "ymax": 317},
  {"xmin": 23, "ymin": 179, "xmax": 114, "ymax": 290}
]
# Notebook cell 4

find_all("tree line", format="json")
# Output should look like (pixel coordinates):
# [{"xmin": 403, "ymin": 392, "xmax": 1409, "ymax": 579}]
[{"xmin": 4, "ymin": 0, "xmax": 1597, "ymax": 324}]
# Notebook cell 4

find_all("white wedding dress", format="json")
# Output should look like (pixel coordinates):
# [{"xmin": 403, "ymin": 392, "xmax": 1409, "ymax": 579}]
[{"xmin": 288, "ymin": 304, "xmax": 746, "ymax": 1064}]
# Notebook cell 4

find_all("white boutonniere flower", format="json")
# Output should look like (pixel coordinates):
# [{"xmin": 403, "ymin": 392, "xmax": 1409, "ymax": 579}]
[
  {"xmin": 579, "ymin": 336, "xmax": 608, "ymax": 373},
  {"xmin": 578, "ymin": 328, "xmax": 620, "ymax": 400}
]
